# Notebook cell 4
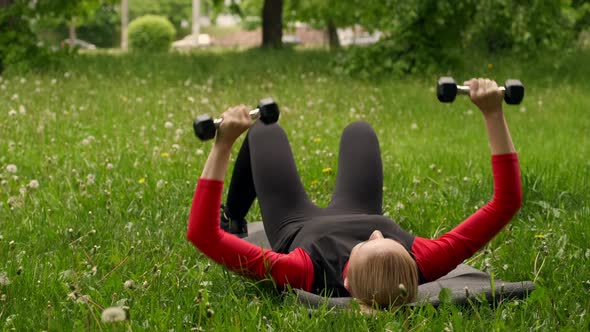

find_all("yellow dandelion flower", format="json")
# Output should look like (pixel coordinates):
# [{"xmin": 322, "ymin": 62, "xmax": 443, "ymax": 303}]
[
  {"xmin": 487, "ymin": 63, "xmax": 494, "ymax": 69},
  {"xmin": 311, "ymin": 180, "xmax": 318, "ymax": 186},
  {"xmin": 535, "ymin": 234, "xmax": 545, "ymax": 239},
  {"xmin": 313, "ymin": 137, "xmax": 321, "ymax": 143},
  {"xmin": 161, "ymin": 152, "xmax": 170, "ymax": 158},
  {"xmin": 322, "ymin": 167, "xmax": 333, "ymax": 175},
  {"xmin": 138, "ymin": 178, "xmax": 146, "ymax": 184}
]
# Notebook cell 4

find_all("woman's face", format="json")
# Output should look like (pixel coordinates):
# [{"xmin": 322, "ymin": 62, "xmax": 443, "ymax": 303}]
[{"xmin": 350, "ymin": 230, "xmax": 406, "ymax": 259}]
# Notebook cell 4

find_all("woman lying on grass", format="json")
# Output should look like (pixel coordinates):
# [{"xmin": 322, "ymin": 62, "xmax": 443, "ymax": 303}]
[{"xmin": 187, "ymin": 78, "xmax": 522, "ymax": 308}]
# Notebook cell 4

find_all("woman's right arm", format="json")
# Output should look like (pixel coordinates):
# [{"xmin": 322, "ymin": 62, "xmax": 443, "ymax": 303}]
[
  {"xmin": 187, "ymin": 106, "xmax": 314, "ymax": 291},
  {"xmin": 412, "ymin": 79, "xmax": 522, "ymax": 282}
]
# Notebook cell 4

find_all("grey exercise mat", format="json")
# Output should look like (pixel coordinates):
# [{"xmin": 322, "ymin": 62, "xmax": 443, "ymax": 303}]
[{"xmin": 244, "ymin": 222, "xmax": 535, "ymax": 309}]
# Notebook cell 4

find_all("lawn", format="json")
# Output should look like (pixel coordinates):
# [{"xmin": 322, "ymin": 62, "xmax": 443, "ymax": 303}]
[{"xmin": 0, "ymin": 48, "xmax": 589, "ymax": 330}]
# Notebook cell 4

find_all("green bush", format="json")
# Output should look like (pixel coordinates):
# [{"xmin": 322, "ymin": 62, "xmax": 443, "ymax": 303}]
[{"xmin": 128, "ymin": 15, "xmax": 176, "ymax": 52}]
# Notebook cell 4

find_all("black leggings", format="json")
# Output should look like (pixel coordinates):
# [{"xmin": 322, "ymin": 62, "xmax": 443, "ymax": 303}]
[{"xmin": 225, "ymin": 120, "xmax": 383, "ymax": 251}]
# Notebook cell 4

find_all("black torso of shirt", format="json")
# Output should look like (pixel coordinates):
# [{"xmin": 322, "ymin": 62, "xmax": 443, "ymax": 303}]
[{"xmin": 288, "ymin": 214, "xmax": 416, "ymax": 297}]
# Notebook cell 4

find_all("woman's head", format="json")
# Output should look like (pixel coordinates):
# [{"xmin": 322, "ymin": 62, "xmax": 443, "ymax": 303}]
[{"xmin": 345, "ymin": 230, "xmax": 418, "ymax": 308}]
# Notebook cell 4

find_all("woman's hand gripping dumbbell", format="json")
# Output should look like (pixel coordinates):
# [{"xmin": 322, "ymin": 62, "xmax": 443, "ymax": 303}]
[
  {"xmin": 193, "ymin": 98, "xmax": 280, "ymax": 141},
  {"xmin": 437, "ymin": 77, "xmax": 525, "ymax": 105}
]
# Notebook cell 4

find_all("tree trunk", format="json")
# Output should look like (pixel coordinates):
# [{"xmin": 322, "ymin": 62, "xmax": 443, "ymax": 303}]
[
  {"xmin": 261, "ymin": 0, "xmax": 282, "ymax": 48},
  {"xmin": 326, "ymin": 22, "xmax": 340, "ymax": 50},
  {"xmin": 0, "ymin": 0, "xmax": 16, "ymax": 73},
  {"xmin": 121, "ymin": 0, "xmax": 128, "ymax": 50},
  {"xmin": 69, "ymin": 23, "xmax": 77, "ymax": 45}
]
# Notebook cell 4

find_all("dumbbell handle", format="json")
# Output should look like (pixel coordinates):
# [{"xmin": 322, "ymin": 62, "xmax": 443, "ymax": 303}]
[
  {"xmin": 212, "ymin": 108, "xmax": 261, "ymax": 127},
  {"xmin": 456, "ymin": 85, "xmax": 506, "ymax": 95}
]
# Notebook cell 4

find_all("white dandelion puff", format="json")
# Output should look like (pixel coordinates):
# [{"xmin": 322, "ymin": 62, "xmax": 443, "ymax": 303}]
[
  {"xmin": 6, "ymin": 164, "xmax": 17, "ymax": 173},
  {"xmin": 410, "ymin": 123, "xmax": 418, "ymax": 130},
  {"xmin": 101, "ymin": 306, "xmax": 128, "ymax": 323},
  {"xmin": 196, "ymin": 149, "xmax": 204, "ymax": 155},
  {"xmin": 0, "ymin": 272, "xmax": 10, "ymax": 286},
  {"xmin": 164, "ymin": 121, "xmax": 174, "ymax": 129},
  {"xmin": 8, "ymin": 109, "xmax": 17, "ymax": 116},
  {"xmin": 175, "ymin": 128, "xmax": 183, "ymax": 136},
  {"xmin": 28, "ymin": 180, "xmax": 39, "ymax": 189},
  {"xmin": 81, "ymin": 138, "xmax": 90, "ymax": 146},
  {"xmin": 86, "ymin": 174, "xmax": 96, "ymax": 185},
  {"xmin": 187, "ymin": 96, "xmax": 195, "ymax": 103},
  {"xmin": 124, "ymin": 279, "xmax": 136, "ymax": 290},
  {"xmin": 19, "ymin": 105, "xmax": 26, "ymax": 114},
  {"xmin": 106, "ymin": 163, "xmax": 114, "ymax": 170}
]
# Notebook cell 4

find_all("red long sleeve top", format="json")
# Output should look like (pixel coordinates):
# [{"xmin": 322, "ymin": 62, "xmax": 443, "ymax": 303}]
[{"xmin": 187, "ymin": 153, "xmax": 522, "ymax": 291}]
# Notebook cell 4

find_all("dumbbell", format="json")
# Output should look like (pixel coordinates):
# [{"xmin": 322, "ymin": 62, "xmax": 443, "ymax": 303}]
[
  {"xmin": 193, "ymin": 98, "xmax": 280, "ymax": 141},
  {"xmin": 437, "ymin": 77, "xmax": 525, "ymax": 105}
]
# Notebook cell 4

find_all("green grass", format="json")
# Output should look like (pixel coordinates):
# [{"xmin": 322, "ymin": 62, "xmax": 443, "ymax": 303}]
[{"xmin": 0, "ymin": 48, "xmax": 589, "ymax": 330}]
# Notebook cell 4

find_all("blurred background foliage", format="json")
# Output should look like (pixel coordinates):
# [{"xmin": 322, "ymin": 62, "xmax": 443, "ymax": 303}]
[{"xmin": 1, "ymin": 0, "xmax": 589, "ymax": 75}]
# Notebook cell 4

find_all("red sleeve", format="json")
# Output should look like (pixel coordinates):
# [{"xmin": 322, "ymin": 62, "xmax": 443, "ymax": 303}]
[
  {"xmin": 412, "ymin": 153, "xmax": 522, "ymax": 282},
  {"xmin": 186, "ymin": 178, "xmax": 314, "ymax": 291}
]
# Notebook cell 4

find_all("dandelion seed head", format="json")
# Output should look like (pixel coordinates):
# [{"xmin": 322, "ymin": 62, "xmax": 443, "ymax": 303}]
[
  {"xmin": 19, "ymin": 187, "xmax": 27, "ymax": 195},
  {"xmin": 124, "ymin": 279, "xmax": 136, "ymax": 290},
  {"xmin": 106, "ymin": 163, "xmax": 114, "ymax": 170},
  {"xmin": 411, "ymin": 123, "xmax": 418, "ymax": 130},
  {"xmin": 86, "ymin": 174, "xmax": 95, "ymax": 185},
  {"xmin": 81, "ymin": 138, "xmax": 90, "ymax": 146},
  {"xmin": 19, "ymin": 105, "xmax": 26, "ymax": 114},
  {"xmin": 101, "ymin": 306, "xmax": 128, "ymax": 323},
  {"xmin": 0, "ymin": 272, "xmax": 11, "ymax": 286},
  {"xmin": 8, "ymin": 109, "xmax": 17, "ymax": 116},
  {"xmin": 28, "ymin": 180, "xmax": 39, "ymax": 189},
  {"xmin": 196, "ymin": 149, "xmax": 204, "ymax": 155},
  {"xmin": 156, "ymin": 180, "xmax": 166, "ymax": 188},
  {"xmin": 175, "ymin": 128, "xmax": 183, "ymax": 136},
  {"xmin": 6, "ymin": 164, "xmax": 17, "ymax": 173},
  {"xmin": 165, "ymin": 121, "xmax": 174, "ymax": 129}
]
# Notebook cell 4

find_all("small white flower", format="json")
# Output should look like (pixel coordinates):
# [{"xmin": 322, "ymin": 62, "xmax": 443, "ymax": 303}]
[
  {"xmin": 19, "ymin": 105, "xmax": 26, "ymax": 114},
  {"xmin": 64, "ymin": 72, "xmax": 71, "ymax": 78},
  {"xmin": 395, "ymin": 202, "xmax": 405, "ymax": 210},
  {"xmin": 28, "ymin": 180, "xmax": 39, "ymax": 189},
  {"xmin": 20, "ymin": 77, "xmax": 26, "ymax": 84},
  {"xmin": 8, "ymin": 109, "xmax": 17, "ymax": 116},
  {"xmin": 156, "ymin": 180, "xmax": 166, "ymax": 188},
  {"xmin": 465, "ymin": 109, "xmax": 474, "ymax": 115},
  {"xmin": 175, "ymin": 128, "xmax": 183, "ymax": 136},
  {"xmin": 106, "ymin": 163, "xmax": 114, "ymax": 170},
  {"xmin": 412, "ymin": 176, "xmax": 420, "ymax": 184},
  {"xmin": 164, "ymin": 121, "xmax": 174, "ymax": 129},
  {"xmin": 81, "ymin": 139, "xmax": 90, "ymax": 146},
  {"xmin": 463, "ymin": 177, "xmax": 470, "ymax": 182},
  {"xmin": 51, "ymin": 79, "xmax": 57, "ymax": 85},
  {"xmin": 101, "ymin": 307, "xmax": 128, "ymax": 322},
  {"xmin": 6, "ymin": 164, "xmax": 17, "ymax": 173},
  {"xmin": 171, "ymin": 144, "xmax": 180, "ymax": 152},
  {"xmin": 410, "ymin": 123, "xmax": 418, "ymax": 130},
  {"xmin": 187, "ymin": 96, "xmax": 195, "ymax": 103},
  {"xmin": 196, "ymin": 149, "xmax": 204, "ymax": 155},
  {"xmin": 11, "ymin": 94, "xmax": 18, "ymax": 100},
  {"xmin": 19, "ymin": 187, "xmax": 27, "ymax": 195},
  {"xmin": 86, "ymin": 174, "xmax": 96, "ymax": 185},
  {"xmin": 520, "ymin": 106, "xmax": 526, "ymax": 113}
]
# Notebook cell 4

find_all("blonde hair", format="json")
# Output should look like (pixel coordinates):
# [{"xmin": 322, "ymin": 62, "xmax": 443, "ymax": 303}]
[{"xmin": 347, "ymin": 245, "xmax": 418, "ymax": 309}]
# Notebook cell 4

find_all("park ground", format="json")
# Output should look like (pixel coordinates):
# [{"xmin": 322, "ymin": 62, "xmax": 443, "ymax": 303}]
[{"xmin": 0, "ymin": 48, "xmax": 589, "ymax": 330}]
